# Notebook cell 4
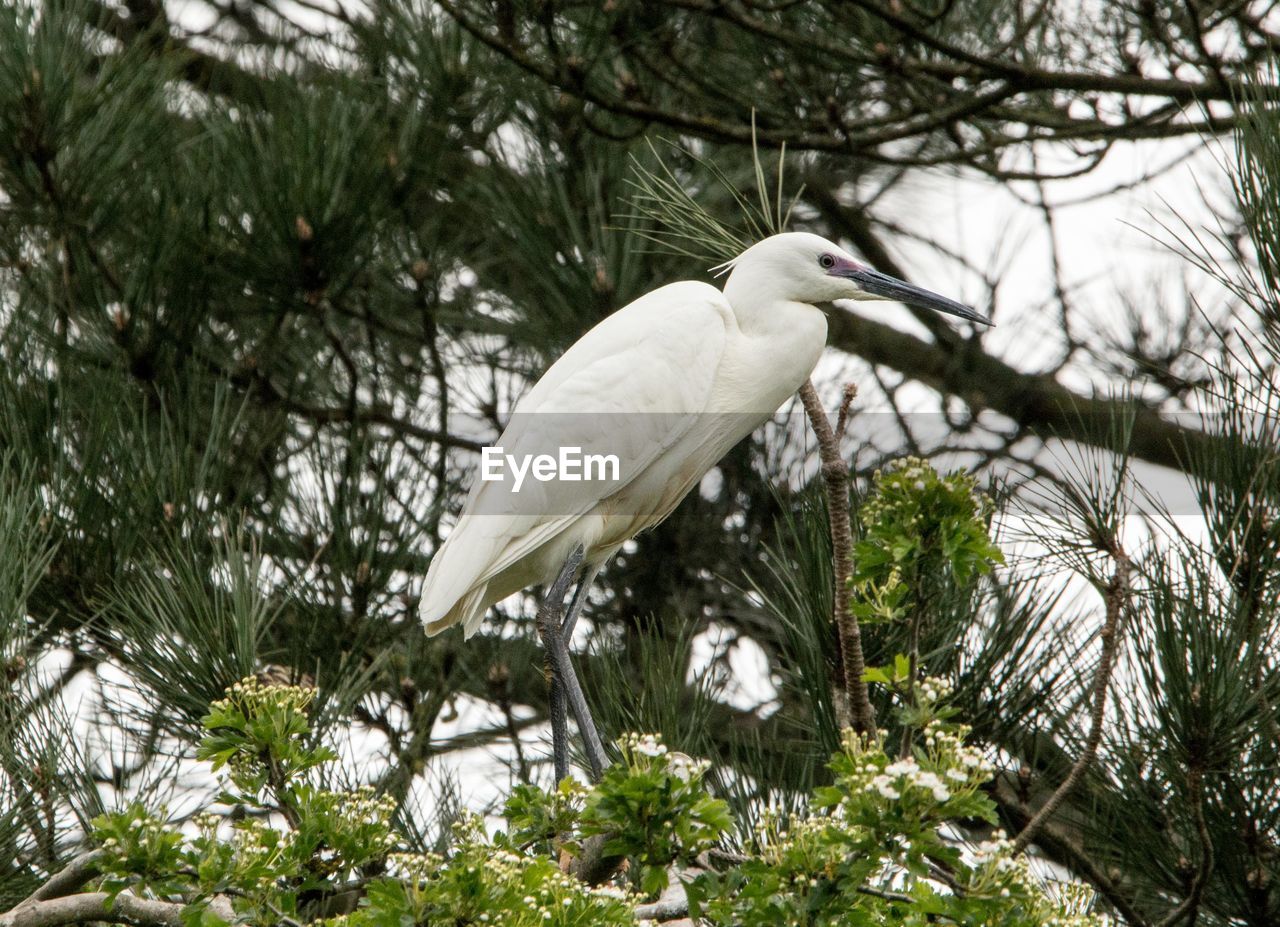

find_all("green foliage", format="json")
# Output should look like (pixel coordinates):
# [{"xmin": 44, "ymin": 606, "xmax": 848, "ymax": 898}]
[
  {"xmin": 328, "ymin": 821, "xmax": 634, "ymax": 927},
  {"xmin": 851, "ymin": 457, "xmax": 1003, "ymax": 624},
  {"xmin": 4, "ymin": 0, "xmax": 1280, "ymax": 922},
  {"xmin": 504, "ymin": 778, "xmax": 588, "ymax": 858},
  {"xmin": 579, "ymin": 734, "xmax": 733, "ymax": 897},
  {"xmin": 688, "ymin": 685, "xmax": 1103, "ymax": 927},
  {"xmin": 83, "ymin": 679, "xmax": 1105, "ymax": 924},
  {"xmin": 0, "ymin": 2, "xmax": 172, "ymax": 239},
  {"xmin": 497, "ymin": 694, "xmax": 1104, "ymax": 923},
  {"xmin": 100, "ymin": 527, "xmax": 286, "ymax": 734},
  {"xmin": 505, "ymin": 733, "xmax": 733, "ymax": 897},
  {"xmin": 196, "ymin": 677, "xmax": 337, "ymax": 798},
  {"xmin": 90, "ymin": 679, "xmax": 639, "ymax": 925},
  {"xmin": 91, "ymin": 679, "xmax": 396, "ymax": 923},
  {"xmin": 92, "ymin": 803, "xmax": 186, "ymax": 901}
]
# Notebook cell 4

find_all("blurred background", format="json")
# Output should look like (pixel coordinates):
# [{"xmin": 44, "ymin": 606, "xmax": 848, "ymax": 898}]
[{"xmin": 2, "ymin": 1, "xmax": 1279, "ymax": 923}]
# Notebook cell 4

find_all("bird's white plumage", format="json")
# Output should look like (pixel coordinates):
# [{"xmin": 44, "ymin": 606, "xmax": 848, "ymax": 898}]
[
  {"xmin": 418, "ymin": 231, "xmax": 977, "ymax": 638},
  {"xmin": 419, "ymin": 281, "xmax": 734, "ymax": 636}
]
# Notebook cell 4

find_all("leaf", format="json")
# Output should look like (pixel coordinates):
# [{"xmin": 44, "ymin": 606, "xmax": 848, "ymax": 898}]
[
  {"xmin": 894, "ymin": 653, "xmax": 911, "ymax": 681},
  {"xmin": 640, "ymin": 863, "xmax": 670, "ymax": 897},
  {"xmin": 180, "ymin": 903, "xmax": 231, "ymax": 927}
]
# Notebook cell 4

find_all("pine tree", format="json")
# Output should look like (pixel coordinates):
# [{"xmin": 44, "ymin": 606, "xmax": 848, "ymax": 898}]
[{"xmin": 1, "ymin": 2, "xmax": 1278, "ymax": 924}]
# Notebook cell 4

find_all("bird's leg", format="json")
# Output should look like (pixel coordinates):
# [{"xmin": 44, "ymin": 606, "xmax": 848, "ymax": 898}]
[
  {"xmin": 536, "ymin": 547, "xmax": 608, "ymax": 781},
  {"xmin": 550, "ymin": 624, "xmax": 608, "ymax": 781},
  {"xmin": 546, "ymin": 563, "xmax": 601, "ymax": 782},
  {"xmin": 562, "ymin": 563, "xmax": 602, "ymax": 638},
  {"xmin": 538, "ymin": 546, "xmax": 583, "ymax": 783},
  {"xmin": 559, "ymin": 563, "xmax": 607, "ymax": 776},
  {"xmin": 543, "ymin": 653, "xmax": 570, "ymax": 784}
]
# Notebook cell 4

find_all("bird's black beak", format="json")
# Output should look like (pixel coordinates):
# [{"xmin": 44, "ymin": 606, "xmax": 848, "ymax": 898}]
[{"xmin": 839, "ymin": 267, "xmax": 992, "ymax": 326}]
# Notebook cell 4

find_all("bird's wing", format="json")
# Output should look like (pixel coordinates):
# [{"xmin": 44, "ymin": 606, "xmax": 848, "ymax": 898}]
[{"xmin": 419, "ymin": 281, "xmax": 732, "ymax": 625}]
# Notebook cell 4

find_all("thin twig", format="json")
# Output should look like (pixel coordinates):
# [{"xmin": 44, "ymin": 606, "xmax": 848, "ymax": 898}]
[
  {"xmin": 1013, "ymin": 546, "xmax": 1131, "ymax": 853},
  {"xmin": 991, "ymin": 779, "xmax": 1153, "ymax": 927},
  {"xmin": 489, "ymin": 666, "xmax": 532, "ymax": 785},
  {"xmin": 799, "ymin": 380, "xmax": 876, "ymax": 735},
  {"xmin": 898, "ymin": 600, "xmax": 924, "ymax": 759},
  {"xmin": 834, "ymin": 383, "xmax": 858, "ymax": 441},
  {"xmin": 1157, "ymin": 765, "xmax": 1213, "ymax": 926}
]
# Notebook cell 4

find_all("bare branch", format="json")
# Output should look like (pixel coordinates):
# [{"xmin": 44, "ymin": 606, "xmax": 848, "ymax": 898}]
[
  {"xmin": 991, "ymin": 778, "xmax": 1153, "ymax": 927},
  {"xmin": 12, "ymin": 853, "xmax": 105, "ymax": 909},
  {"xmin": 1, "ymin": 892, "xmax": 185, "ymax": 927},
  {"xmin": 822, "ymin": 308, "xmax": 1224, "ymax": 476},
  {"xmin": 799, "ymin": 380, "xmax": 876, "ymax": 735},
  {"xmin": 1014, "ymin": 546, "xmax": 1131, "ymax": 853}
]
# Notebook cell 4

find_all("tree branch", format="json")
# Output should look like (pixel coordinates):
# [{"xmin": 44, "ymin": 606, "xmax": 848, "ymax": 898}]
[
  {"xmin": 437, "ymin": 0, "xmax": 1261, "ymax": 169},
  {"xmin": 799, "ymin": 380, "xmax": 876, "ymax": 735},
  {"xmin": 822, "ymin": 308, "xmax": 1220, "ymax": 475},
  {"xmin": 1, "ymin": 892, "xmax": 185, "ymax": 927},
  {"xmin": 12, "ymin": 852, "xmax": 104, "ymax": 909},
  {"xmin": 1014, "ymin": 546, "xmax": 1131, "ymax": 853}
]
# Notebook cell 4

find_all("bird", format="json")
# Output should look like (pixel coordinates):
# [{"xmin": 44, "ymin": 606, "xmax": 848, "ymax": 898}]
[{"xmin": 418, "ymin": 231, "xmax": 989, "ymax": 780}]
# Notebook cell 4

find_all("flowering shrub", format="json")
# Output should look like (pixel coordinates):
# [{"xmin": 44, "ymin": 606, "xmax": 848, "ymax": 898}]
[
  {"xmin": 327, "ymin": 818, "xmax": 634, "ymax": 927},
  {"xmin": 80, "ymin": 466, "xmax": 1105, "ymax": 924},
  {"xmin": 505, "ymin": 731, "xmax": 733, "ymax": 900},
  {"xmin": 851, "ymin": 457, "xmax": 1003, "ymax": 623},
  {"xmin": 86, "ymin": 678, "xmax": 1107, "ymax": 925},
  {"xmin": 90, "ymin": 678, "xmax": 636, "ymax": 926},
  {"xmin": 684, "ymin": 680, "xmax": 1107, "ymax": 926},
  {"xmin": 577, "ymin": 733, "xmax": 733, "ymax": 896}
]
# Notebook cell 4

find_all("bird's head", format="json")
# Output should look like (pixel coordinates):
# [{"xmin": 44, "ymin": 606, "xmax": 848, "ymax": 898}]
[{"xmin": 722, "ymin": 232, "xmax": 991, "ymax": 326}]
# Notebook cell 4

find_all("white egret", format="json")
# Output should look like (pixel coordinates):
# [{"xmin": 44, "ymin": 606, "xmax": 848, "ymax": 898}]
[{"xmin": 419, "ymin": 231, "xmax": 989, "ymax": 779}]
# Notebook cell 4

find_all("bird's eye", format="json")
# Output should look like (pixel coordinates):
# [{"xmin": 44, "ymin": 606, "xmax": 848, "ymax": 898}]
[{"xmin": 818, "ymin": 254, "xmax": 836, "ymax": 269}]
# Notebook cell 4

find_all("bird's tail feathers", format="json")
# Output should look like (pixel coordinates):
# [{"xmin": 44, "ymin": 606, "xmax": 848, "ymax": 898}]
[
  {"xmin": 422, "ymin": 581, "xmax": 489, "ymax": 638},
  {"xmin": 418, "ymin": 524, "xmax": 500, "ymax": 636}
]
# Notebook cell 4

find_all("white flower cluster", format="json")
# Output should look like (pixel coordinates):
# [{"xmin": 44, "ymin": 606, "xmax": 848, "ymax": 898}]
[
  {"xmin": 836, "ymin": 716, "xmax": 995, "ymax": 809},
  {"xmin": 666, "ymin": 750, "xmax": 711, "ymax": 781},
  {"xmin": 965, "ymin": 831, "xmax": 1110, "ymax": 926},
  {"xmin": 862, "ymin": 456, "xmax": 995, "ymax": 525},
  {"xmin": 617, "ymin": 733, "xmax": 713, "ymax": 780},
  {"xmin": 921, "ymin": 719, "xmax": 996, "ymax": 782},
  {"xmin": 619, "ymin": 732, "xmax": 668, "ymax": 758},
  {"xmin": 227, "ymin": 752, "xmax": 262, "ymax": 783},
  {"xmin": 385, "ymin": 850, "xmax": 442, "ymax": 880},
  {"xmin": 467, "ymin": 842, "xmax": 633, "ymax": 921},
  {"xmin": 1049, "ymin": 879, "xmax": 1107, "ymax": 924},
  {"xmin": 969, "ymin": 829, "xmax": 1015, "ymax": 870},
  {"xmin": 211, "ymin": 676, "xmax": 317, "ymax": 717},
  {"xmin": 98, "ymin": 806, "xmax": 175, "ymax": 857},
  {"xmin": 231, "ymin": 818, "xmax": 292, "ymax": 887},
  {"xmin": 331, "ymin": 784, "xmax": 398, "ymax": 827},
  {"xmin": 305, "ymin": 785, "xmax": 400, "ymax": 863},
  {"xmin": 915, "ymin": 675, "xmax": 952, "ymax": 704},
  {"xmin": 868, "ymin": 756, "xmax": 952, "ymax": 802},
  {"xmin": 747, "ymin": 809, "xmax": 833, "ymax": 866},
  {"xmin": 862, "ymin": 456, "xmax": 936, "ymax": 522}
]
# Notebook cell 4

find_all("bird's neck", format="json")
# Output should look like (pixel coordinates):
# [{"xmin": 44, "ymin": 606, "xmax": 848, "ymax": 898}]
[{"xmin": 723, "ymin": 267, "xmax": 821, "ymax": 335}]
